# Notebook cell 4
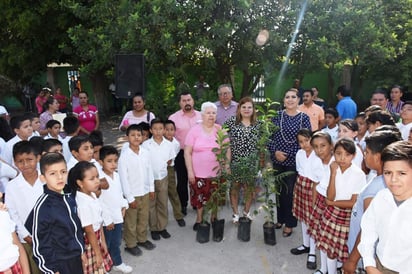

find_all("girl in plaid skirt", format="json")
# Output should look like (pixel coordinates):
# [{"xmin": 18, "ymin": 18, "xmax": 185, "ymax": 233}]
[
  {"xmin": 315, "ymin": 138, "xmax": 366, "ymax": 274},
  {"xmin": 291, "ymin": 129, "xmax": 324, "ymax": 270},
  {"xmin": 69, "ymin": 162, "xmax": 113, "ymax": 274}
]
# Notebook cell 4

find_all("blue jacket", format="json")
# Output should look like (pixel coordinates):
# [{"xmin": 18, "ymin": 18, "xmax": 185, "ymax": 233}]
[{"xmin": 25, "ymin": 185, "xmax": 84, "ymax": 274}]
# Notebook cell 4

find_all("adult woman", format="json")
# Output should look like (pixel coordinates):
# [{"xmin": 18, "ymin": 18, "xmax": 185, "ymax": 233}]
[
  {"xmin": 73, "ymin": 91, "xmax": 99, "ymax": 135},
  {"xmin": 224, "ymin": 97, "xmax": 262, "ymax": 223},
  {"xmin": 39, "ymin": 97, "xmax": 60, "ymax": 136},
  {"xmin": 119, "ymin": 93, "xmax": 155, "ymax": 131},
  {"xmin": 268, "ymin": 88, "xmax": 311, "ymax": 237},
  {"xmin": 184, "ymin": 102, "xmax": 227, "ymax": 230},
  {"xmin": 54, "ymin": 87, "xmax": 69, "ymax": 113},
  {"xmin": 35, "ymin": 88, "xmax": 51, "ymax": 114}
]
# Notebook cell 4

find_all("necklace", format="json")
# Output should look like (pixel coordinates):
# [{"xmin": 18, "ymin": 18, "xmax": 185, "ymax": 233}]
[{"xmin": 280, "ymin": 110, "xmax": 303, "ymax": 144}]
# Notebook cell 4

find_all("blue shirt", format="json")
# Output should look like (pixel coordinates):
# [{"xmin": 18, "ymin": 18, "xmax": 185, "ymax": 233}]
[
  {"xmin": 348, "ymin": 175, "xmax": 386, "ymax": 253},
  {"xmin": 336, "ymin": 96, "xmax": 357, "ymax": 120}
]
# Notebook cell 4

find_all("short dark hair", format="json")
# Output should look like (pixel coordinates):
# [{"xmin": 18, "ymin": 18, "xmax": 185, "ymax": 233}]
[
  {"xmin": 302, "ymin": 89, "xmax": 314, "ymax": 96},
  {"xmin": 46, "ymin": 119, "xmax": 61, "ymax": 129},
  {"xmin": 325, "ymin": 108, "xmax": 339, "ymax": 119},
  {"xmin": 178, "ymin": 91, "xmax": 192, "ymax": 102},
  {"xmin": 339, "ymin": 119, "xmax": 359, "ymax": 132},
  {"xmin": 334, "ymin": 138, "xmax": 356, "ymax": 154},
  {"xmin": 13, "ymin": 140, "xmax": 40, "ymax": 159},
  {"xmin": 365, "ymin": 130, "xmax": 402, "ymax": 154},
  {"xmin": 374, "ymin": 125, "xmax": 402, "ymax": 139},
  {"xmin": 381, "ymin": 141, "xmax": 412, "ymax": 167},
  {"xmin": 371, "ymin": 88, "xmax": 389, "ymax": 99},
  {"xmin": 10, "ymin": 115, "xmax": 30, "ymax": 130},
  {"xmin": 164, "ymin": 120, "xmax": 176, "ymax": 129},
  {"xmin": 68, "ymin": 161, "xmax": 96, "ymax": 192},
  {"xmin": 40, "ymin": 152, "xmax": 66, "ymax": 175},
  {"xmin": 29, "ymin": 137, "xmax": 44, "ymax": 155},
  {"xmin": 366, "ymin": 110, "xmax": 395, "ymax": 126},
  {"xmin": 99, "ymin": 145, "xmax": 119, "ymax": 161},
  {"xmin": 63, "ymin": 116, "xmax": 80, "ymax": 135},
  {"xmin": 43, "ymin": 139, "xmax": 63, "ymax": 153},
  {"xmin": 89, "ymin": 130, "xmax": 103, "ymax": 147},
  {"xmin": 297, "ymin": 128, "xmax": 312, "ymax": 140},
  {"xmin": 126, "ymin": 123, "xmax": 143, "ymax": 136},
  {"xmin": 337, "ymin": 85, "xmax": 351, "ymax": 97},
  {"xmin": 150, "ymin": 118, "xmax": 164, "ymax": 128},
  {"xmin": 24, "ymin": 112, "xmax": 39, "ymax": 121},
  {"xmin": 355, "ymin": 112, "xmax": 366, "ymax": 120},
  {"xmin": 69, "ymin": 135, "xmax": 91, "ymax": 152}
]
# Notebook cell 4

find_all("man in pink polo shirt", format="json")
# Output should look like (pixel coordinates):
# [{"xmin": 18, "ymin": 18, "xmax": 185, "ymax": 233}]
[
  {"xmin": 298, "ymin": 89, "xmax": 325, "ymax": 131},
  {"xmin": 169, "ymin": 92, "xmax": 202, "ymax": 215}
]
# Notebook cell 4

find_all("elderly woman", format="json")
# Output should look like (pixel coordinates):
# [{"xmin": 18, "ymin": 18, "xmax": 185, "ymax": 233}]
[
  {"xmin": 39, "ymin": 97, "xmax": 60, "ymax": 136},
  {"xmin": 119, "ymin": 93, "xmax": 155, "ymax": 131},
  {"xmin": 73, "ymin": 91, "xmax": 99, "ymax": 135},
  {"xmin": 224, "ymin": 97, "xmax": 262, "ymax": 223},
  {"xmin": 268, "ymin": 88, "xmax": 311, "ymax": 237},
  {"xmin": 184, "ymin": 102, "xmax": 227, "ymax": 231}
]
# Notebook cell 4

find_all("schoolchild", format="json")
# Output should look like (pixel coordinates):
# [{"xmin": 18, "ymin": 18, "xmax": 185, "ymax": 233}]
[
  {"xmin": 67, "ymin": 135, "xmax": 94, "ymax": 170},
  {"xmin": 358, "ymin": 141, "xmax": 412, "ymax": 273},
  {"xmin": 118, "ymin": 124, "xmax": 155, "ymax": 256},
  {"xmin": 315, "ymin": 138, "xmax": 366, "ymax": 274},
  {"xmin": 5, "ymin": 141, "xmax": 43, "ymax": 274},
  {"xmin": 321, "ymin": 108, "xmax": 339, "ymax": 143},
  {"xmin": 290, "ymin": 129, "xmax": 323, "ymax": 270},
  {"xmin": 25, "ymin": 112, "xmax": 41, "ymax": 138},
  {"xmin": 24, "ymin": 153, "xmax": 85, "ymax": 274},
  {"xmin": 42, "ymin": 138, "xmax": 63, "ymax": 154},
  {"xmin": 1, "ymin": 115, "xmax": 33, "ymax": 165},
  {"xmin": 68, "ymin": 161, "xmax": 113, "ymax": 274},
  {"xmin": 44, "ymin": 120, "xmax": 63, "ymax": 142},
  {"xmin": 98, "ymin": 146, "xmax": 132, "ymax": 273},
  {"xmin": 164, "ymin": 120, "xmax": 186, "ymax": 227},
  {"xmin": 343, "ymin": 130, "xmax": 401, "ymax": 273},
  {"xmin": 143, "ymin": 118, "xmax": 176, "ymax": 240},
  {"xmin": 354, "ymin": 112, "xmax": 368, "ymax": 150},
  {"xmin": 337, "ymin": 119, "xmax": 363, "ymax": 168},
  {"xmin": 62, "ymin": 116, "xmax": 80, "ymax": 162}
]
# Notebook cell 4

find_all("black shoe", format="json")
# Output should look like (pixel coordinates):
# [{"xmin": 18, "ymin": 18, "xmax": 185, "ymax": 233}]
[
  {"xmin": 137, "ymin": 240, "xmax": 156, "ymax": 250},
  {"xmin": 177, "ymin": 219, "xmax": 186, "ymax": 227},
  {"xmin": 181, "ymin": 207, "xmax": 187, "ymax": 216},
  {"xmin": 124, "ymin": 246, "xmax": 142, "ymax": 256},
  {"xmin": 159, "ymin": 229, "xmax": 171, "ymax": 239},
  {"xmin": 290, "ymin": 245, "xmax": 310, "ymax": 255},
  {"xmin": 306, "ymin": 254, "xmax": 317, "ymax": 270},
  {"xmin": 193, "ymin": 222, "xmax": 200, "ymax": 231},
  {"xmin": 151, "ymin": 231, "xmax": 160, "ymax": 241}
]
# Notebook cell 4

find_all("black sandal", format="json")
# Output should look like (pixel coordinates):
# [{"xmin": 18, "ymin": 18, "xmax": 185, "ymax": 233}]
[
  {"xmin": 275, "ymin": 223, "xmax": 283, "ymax": 229},
  {"xmin": 306, "ymin": 254, "xmax": 317, "ymax": 270}
]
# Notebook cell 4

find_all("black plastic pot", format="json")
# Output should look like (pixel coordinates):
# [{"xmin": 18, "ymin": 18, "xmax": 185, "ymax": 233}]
[
  {"xmin": 263, "ymin": 221, "xmax": 277, "ymax": 245},
  {"xmin": 237, "ymin": 217, "xmax": 251, "ymax": 242},
  {"xmin": 196, "ymin": 222, "xmax": 210, "ymax": 243},
  {"xmin": 212, "ymin": 219, "xmax": 225, "ymax": 242}
]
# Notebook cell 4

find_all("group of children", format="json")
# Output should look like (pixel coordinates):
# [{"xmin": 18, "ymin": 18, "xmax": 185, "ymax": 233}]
[
  {"xmin": 0, "ymin": 113, "xmax": 186, "ymax": 274},
  {"xmin": 290, "ymin": 103, "xmax": 412, "ymax": 274}
]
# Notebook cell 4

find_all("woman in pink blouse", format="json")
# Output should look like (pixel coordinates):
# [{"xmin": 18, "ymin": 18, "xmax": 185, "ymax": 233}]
[{"xmin": 73, "ymin": 91, "xmax": 99, "ymax": 135}]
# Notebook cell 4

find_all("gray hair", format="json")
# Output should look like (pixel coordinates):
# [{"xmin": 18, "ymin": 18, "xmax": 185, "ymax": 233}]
[
  {"xmin": 201, "ymin": 101, "xmax": 217, "ymax": 114},
  {"xmin": 217, "ymin": 84, "xmax": 232, "ymax": 95}
]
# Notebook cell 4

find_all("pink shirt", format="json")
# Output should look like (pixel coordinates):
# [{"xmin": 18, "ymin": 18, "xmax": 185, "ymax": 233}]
[
  {"xmin": 73, "ymin": 104, "xmax": 98, "ymax": 133},
  {"xmin": 119, "ymin": 110, "xmax": 155, "ymax": 129},
  {"xmin": 185, "ymin": 124, "xmax": 221, "ymax": 178},
  {"xmin": 169, "ymin": 110, "xmax": 202, "ymax": 149}
]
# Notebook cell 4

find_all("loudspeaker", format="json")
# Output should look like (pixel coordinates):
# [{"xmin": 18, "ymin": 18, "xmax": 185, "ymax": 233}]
[{"xmin": 115, "ymin": 54, "xmax": 145, "ymax": 99}]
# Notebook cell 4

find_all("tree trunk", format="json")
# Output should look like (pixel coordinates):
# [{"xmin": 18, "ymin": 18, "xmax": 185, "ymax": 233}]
[
  {"xmin": 327, "ymin": 63, "xmax": 335, "ymax": 106},
  {"xmin": 89, "ymin": 70, "xmax": 110, "ymax": 117}
]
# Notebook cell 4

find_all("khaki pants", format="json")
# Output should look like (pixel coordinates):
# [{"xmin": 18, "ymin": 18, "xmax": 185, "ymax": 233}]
[
  {"xmin": 149, "ymin": 177, "xmax": 169, "ymax": 231},
  {"xmin": 124, "ymin": 194, "xmax": 149, "ymax": 247},
  {"xmin": 167, "ymin": 166, "xmax": 184, "ymax": 220},
  {"xmin": 22, "ymin": 242, "xmax": 42, "ymax": 274}
]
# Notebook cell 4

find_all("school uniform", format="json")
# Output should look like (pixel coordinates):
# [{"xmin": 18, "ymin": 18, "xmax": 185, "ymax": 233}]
[
  {"xmin": 166, "ymin": 137, "xmax": 184, "ymax": 220},
  {"xmin": 316, "ymin": 164, "xmax": 366, "ymax": 261},
  {"xmin": 76, "ymin": 192, "xmax": 112, "ymax": 273},
  {"xmin": 0, "ymin": 211, "xmax": 21, "ymax": 273},
  {"xmin": 61, "ymin": 135, "xmax": 72, "ymax": 163},
  {"xmin": 118, "ymin": 144, "xmax": 154, "ymax": 247},
  {"xmin": 43, "ymin": 133, "xmax": 64, "ymax": 142},
  {"xmin": 1, "ymin": 135, "xmax": 23, "ymax": 165},
  {"xmin": 142, "ymin": 137, "xmax": 176, "ymax": 232},
  {"xmin": 322, "ymin": 125, "xmax": 339, "ymax": 143}
]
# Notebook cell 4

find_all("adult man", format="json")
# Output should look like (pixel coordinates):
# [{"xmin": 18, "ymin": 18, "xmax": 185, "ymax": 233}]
[
  {"xmin": 335, "ymin": 85, "xmax": 357, "ymax": 120},
  {"xmin": 298, "ymin": 89, "xmax": 325, "ymax": 131},
  {"xmin": 215, "ymin": 84, "xmax": 238, "ymax": 125},
  {"xmin": 370, "ymin": 88, "xmax": 389, "ymax": 110},
  {"xmin": 169, "ymin": 92, "xmax": 202, "ymax": 215}
]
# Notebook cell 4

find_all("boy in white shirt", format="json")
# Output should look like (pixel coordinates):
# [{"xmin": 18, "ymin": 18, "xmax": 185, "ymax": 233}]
[
  {"xmin": 98, "ymin": 145, "xmax": 132, "ymax": 273},
  {"xmin": 119, "ymin": 124, "xmax": 155, "ymax": 256},
  {"xmin": 5, "ymin": 140, "xmax": 43, "ymax": 274},
  {"xmin": 67, "ymin": 135, "xmax": 94, "ymax": 171},
  {"xmin": 61, "ymin": 116, "xmax": 80, "ymax": 163},
  {"xmin": 44, "ymin": 120, "xmax": 63, "ymax": 142},
  {"xmin": 143, "ymin": 119, "xmax": 176, "ymax": 240},
  {"xmin": 322, "ymin": 108, "xmax": 339, "ymax": 143}
]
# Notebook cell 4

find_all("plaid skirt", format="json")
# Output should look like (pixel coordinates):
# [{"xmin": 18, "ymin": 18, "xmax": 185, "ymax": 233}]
[
  {"xmin": 190, "ymin": 177, "xmax": 218, "ymax": 209},
  {"xmin": 84, "ymin": 229, "xmax": 113, "ymax": 274},
  {"xmin": 316, "ymin": 205, "xmax": 351, "ymax": 262},
  {"xmin": 292, "ymin": 175, "xmax": 314, "ymax": 224},
  {"xmin": 307, "ymin": 193, "xmax": 326, "ymax": 242},
  {"xmin": 0, "ymin": 261, "xmax": 22, "ymax": 274}
]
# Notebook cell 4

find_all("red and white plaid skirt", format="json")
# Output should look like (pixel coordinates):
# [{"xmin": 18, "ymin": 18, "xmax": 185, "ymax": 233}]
[
  {"xmin": 84, "ymin": 229, "xmax": 113, "ymax": 274},
  {"xmin": 0, "ymin": 261, "xmax": 22, "ymax": 274},
  {"xmin": 307, "ymin": 193, "xmax": 326, "ymax": 242},
  {"xmin": 316, "ymin": 205, "xmax": 351, "ymax": 262},
  {"xmin": 292, "ymin": 175, "xmax": 314, "ymax": 224}
]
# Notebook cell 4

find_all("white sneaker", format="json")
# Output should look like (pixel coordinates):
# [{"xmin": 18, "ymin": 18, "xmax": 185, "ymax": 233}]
[
  {"xmin": 243, "ymin": 211, "xmax": 254, "ymax": 221},
  {"xmin": 112, "ymin": 263, "xmax": 133, "ymax": 273},
  {"xmin": 232, "ymin": 213, "xmax": 239, "ymax": 223}
]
